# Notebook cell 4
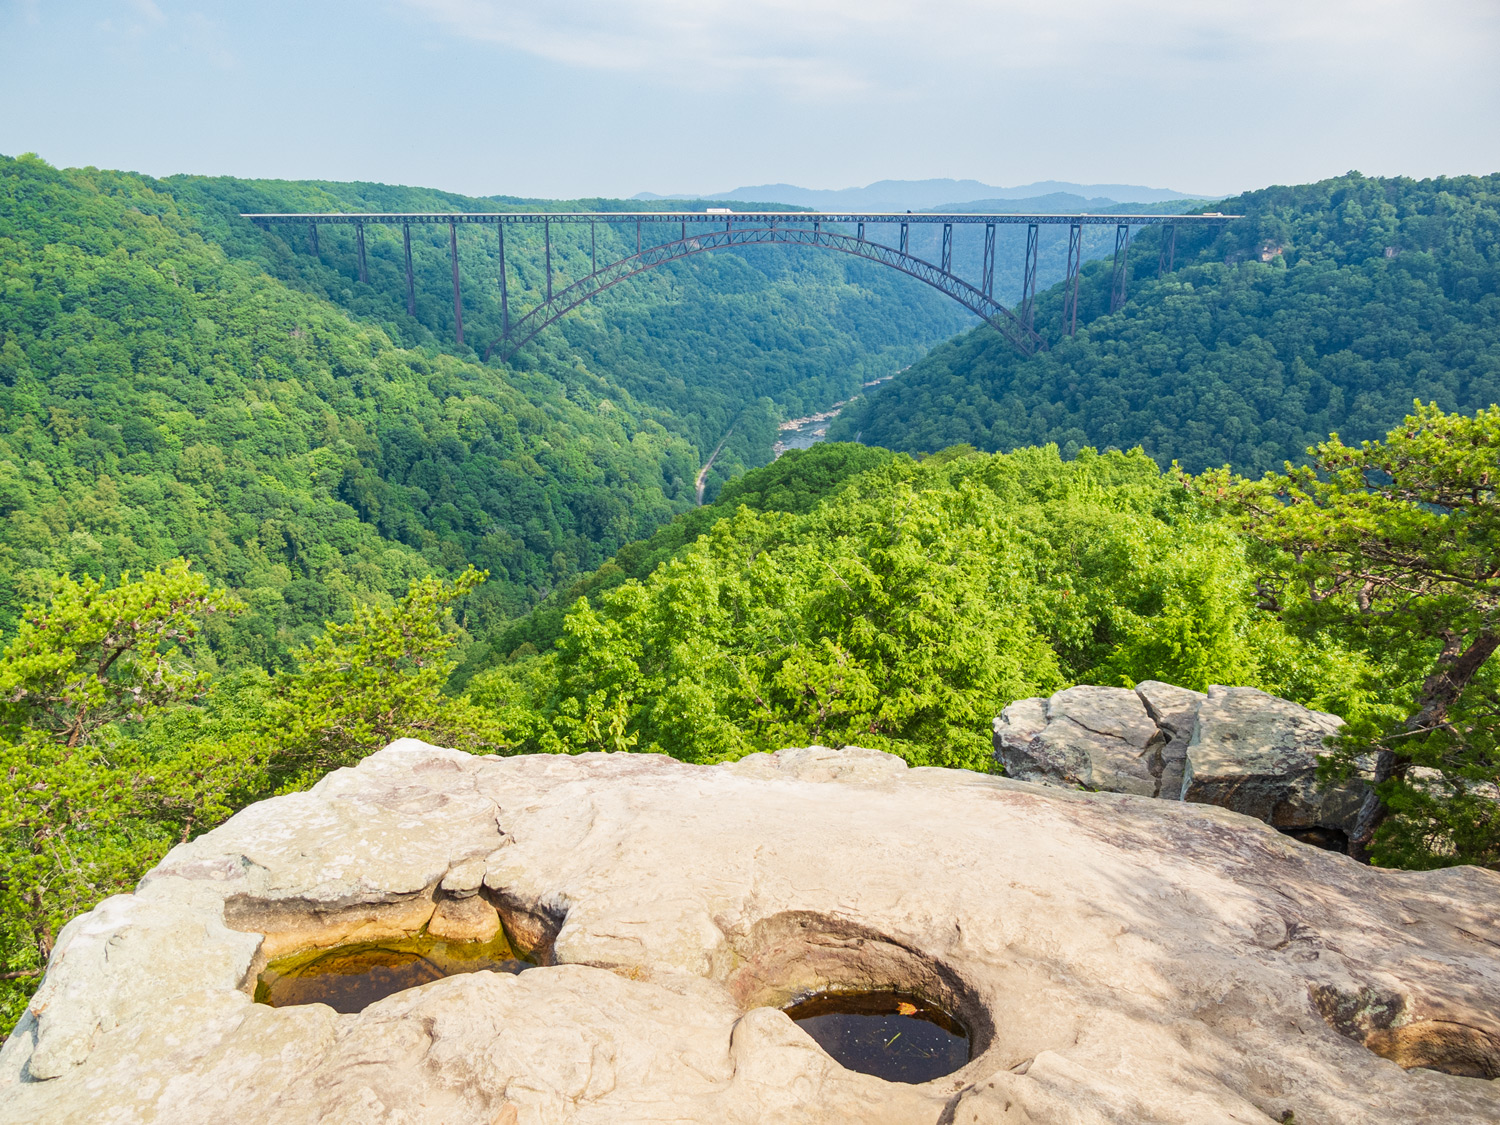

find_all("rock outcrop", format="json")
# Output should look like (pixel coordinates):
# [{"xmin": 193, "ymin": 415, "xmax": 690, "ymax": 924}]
[
  {"xmin": 2, "ymin": 741, "xmax": 1498, "ymax": 1124},
  {"xmin": 995, "ymin": 682, "xmax": 1366, "ymax": 840}
]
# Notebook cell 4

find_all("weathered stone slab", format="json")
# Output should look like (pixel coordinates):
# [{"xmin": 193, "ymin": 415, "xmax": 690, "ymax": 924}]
[
  {"xmin": 2, "ymin": 740, "xmax": 1496, "ymax": 1123},
  {"xmin": 994, "ymin": 686, "xmax": 1160, "ymax": 796}
]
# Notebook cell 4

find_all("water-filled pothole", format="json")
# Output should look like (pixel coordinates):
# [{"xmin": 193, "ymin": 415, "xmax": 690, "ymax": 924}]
[
  {"xmin": 254, "ymin": 930, "xmax": 529, "ymax": 1013},
  {"xmin": 784, "ymin": 991, "xmax": 970, "ymax": 1084},
  {"xmin": 1278, "ymin": 825, "xmax": 1349, "ymax": 854}
]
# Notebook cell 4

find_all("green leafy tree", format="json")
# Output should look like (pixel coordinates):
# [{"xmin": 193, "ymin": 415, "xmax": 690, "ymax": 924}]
[
  {"xmin": 481, "ymin": 446, "xmax": 1357, "ymax": 771},
  {"xmin": 260, "ymin": 567, "xmax": 511, "ymax": 791},
  {"xmin": 0, "ymin": 560, "xmax": 235, "ymax": 747},
  {"xmin": 0, "ymin": 562, "xmax": 516, "ymax": 1036},
  {"xmin": 1198, "ymin": 402, "xmax": 1500, "ymax": 867},
  {"xmin": 0, "ymin": 562, "xmax": 242, "ymax": 1028}
]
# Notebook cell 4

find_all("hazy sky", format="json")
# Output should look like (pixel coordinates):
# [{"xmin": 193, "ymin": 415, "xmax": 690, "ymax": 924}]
[{"xmin": 3, "ymin": 0, "xmax": 1496, "ymax": 200}]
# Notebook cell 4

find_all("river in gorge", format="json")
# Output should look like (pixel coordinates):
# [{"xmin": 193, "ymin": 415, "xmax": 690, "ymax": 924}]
[{"xmin": 772, "ymin": 373, "xmax": 898, "ymax": 458}]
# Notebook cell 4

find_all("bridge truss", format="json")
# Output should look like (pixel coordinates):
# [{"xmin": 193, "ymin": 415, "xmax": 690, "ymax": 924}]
[{"xmin": 242, "ymin": 210, "xmax": 1236, "ymax": 362}]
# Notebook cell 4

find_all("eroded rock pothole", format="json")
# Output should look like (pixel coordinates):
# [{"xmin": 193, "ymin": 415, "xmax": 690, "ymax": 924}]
[
  {"xmin": 783, "ymin": 990, "xmax": 969, "ymax": 1083},
  {"xmin": 1310, "ymin": 983, "xmax": 1500, "ymax": 1079},
  {"xmin": 254, "ymin": 930, "xmax": 531, "ymax": 1013},
  {"xmin": 718, "ymin": 911, "xmax": 990, "ymax": 1085}
]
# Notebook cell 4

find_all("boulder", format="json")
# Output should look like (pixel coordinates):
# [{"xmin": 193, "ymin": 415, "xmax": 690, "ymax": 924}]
[
  {"xmin": 1, "ymin": 741, "xmax": 1497, "ymax": 1124},
  {"xmin": 1184, "ymin": 686, "xmax": 1363, "ymax": 832},
  {"xmin": 995, "ymin": 682, "xmax": 1366, "ymax": 839},
  {"xmin": 995, "ymin": 685, "xmax": 1170, "ymax": 799}
]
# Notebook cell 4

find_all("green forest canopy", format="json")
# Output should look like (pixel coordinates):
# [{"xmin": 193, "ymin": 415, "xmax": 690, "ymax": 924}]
[
  {"xmin": 831, "ymin": 172, "xmax": 1500, "ymax": 475},
  {"xmin": 473, "ymin": 441, "xmax": 1379, "ymax": 772},
  {"xmin": 0, "ymin": 154, "xmax": 969, "ymax": 668}
]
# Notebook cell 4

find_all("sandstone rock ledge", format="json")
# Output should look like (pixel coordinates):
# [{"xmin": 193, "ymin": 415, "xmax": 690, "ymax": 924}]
[{"xmin": 2, "ymin": 742, "xmax": 1498, "ymax": 1125}]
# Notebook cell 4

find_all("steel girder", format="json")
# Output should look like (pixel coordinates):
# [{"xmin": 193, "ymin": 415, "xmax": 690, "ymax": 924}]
[
  {"xmin": 483, "ymin": 224, "xmax": 1047, "ymax": 364},
  {"xmin": 1109, "ymin": 223, "xmax": 1132, "ymax": 314},
  {"xmin": 247, "ymin": 210, "xmax": 1235, "ymax": 228}
]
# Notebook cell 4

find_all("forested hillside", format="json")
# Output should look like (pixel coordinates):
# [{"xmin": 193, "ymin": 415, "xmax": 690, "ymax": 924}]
[
  {"xmin": 160, "ymin": 175, "xmax": 973, "ymax": 495},
  {"xmin": 830, "ymin": 173, "xmax": 1500, "ymax": 473},
  {"xmin": 0, "ymin": 155, "xmax": 968, "ymax": 660},
  {"xmin": 472, "ymin": 442, "xmax": 1375, "ymax": 771},
  {"xmin": 0, "ymin": 154, "xmax": 704, "ymax": 657}
]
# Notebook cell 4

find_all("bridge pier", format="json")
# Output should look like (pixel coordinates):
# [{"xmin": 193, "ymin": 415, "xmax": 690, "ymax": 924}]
[
  {"xmin": 1109, "ymin": 224, "xmax": 1131, "ymax": 314},
  {"xmin": 1019, "ymin": 223, "xmax": 1039, "ymax": 331},
  {"xmin": 402, "ymin": 223, "xmax": 416, "ymax": 316},
  {"xmin": 545, "ymin": 218, "xmax": 552, "ymax": 302},
  {"xmin": 982, "ymin": 224, "xmax": 996, "ymax": 298},
  {"xmin": 900, "ymin": 221, "xmax": 909, "ymax": 255},
  {"xmin": 497, "ymin": 223, "xmax": 509, "ymax": 340},
  {"xmin": 1158, "ymin": 224, "xmax": 1176, "ymax": 277},
  {"xmin": 857, "ymin": 222, "xmax": 865, "ymax": 242},
  {"xmin": 449, "ymin": 220, "xmax": 464, "ymax": 347},
  {"xmin": 591, "ymin": 221, "xmax": 597, "ymax": 275},
  {"xmin": 1063, "ymin": 222, "xmax": 1083, "ymax": 336},
  {"xmin": 356, "ymin": 223, "xmax": 369, "ymax": 284},
  {"xmin": 308, "ymin": 221, "xmax": 319, "ymax": 257},
  {"xmin": 941, "ymin": 223, "xmax": 953, "ymax": 273}
]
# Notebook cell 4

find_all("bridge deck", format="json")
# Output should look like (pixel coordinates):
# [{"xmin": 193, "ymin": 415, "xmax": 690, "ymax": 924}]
[{"xmin": 240, "ymin": 210, "xmax": 1238, "ymax": 227}]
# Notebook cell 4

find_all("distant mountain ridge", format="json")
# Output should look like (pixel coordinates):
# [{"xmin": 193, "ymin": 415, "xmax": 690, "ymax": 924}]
[
  {"xmin": 926, "ymin": 193, "xmax": 1216, "ymax": 215},
  {"xmin": 632, "ymin": 178, "xmax": 1212, "ymax": 210}
]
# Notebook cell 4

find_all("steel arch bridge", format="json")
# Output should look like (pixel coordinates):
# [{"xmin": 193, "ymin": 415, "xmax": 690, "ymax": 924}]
[{"xmin": 242, "ymin": 209, "xmax": 1237, "ymax": 362}]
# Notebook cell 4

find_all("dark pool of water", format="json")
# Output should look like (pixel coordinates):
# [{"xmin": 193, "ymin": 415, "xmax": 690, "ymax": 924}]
[
  {"xmin": 255, "ymin": 931, "xmax": 528, "ymax": 1013},
  {"xmin": 784, "ymin": 991, "xmax": 969, "ymax": 1084},
  {"xmin": 1277, "ymin": 825, "xmax": 1350, "ymax": 853}
]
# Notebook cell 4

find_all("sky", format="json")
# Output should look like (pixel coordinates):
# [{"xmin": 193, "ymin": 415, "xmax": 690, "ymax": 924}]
[{"xmin": 2, "ymin": 0, "xmax": 1497, "ymax": 201}]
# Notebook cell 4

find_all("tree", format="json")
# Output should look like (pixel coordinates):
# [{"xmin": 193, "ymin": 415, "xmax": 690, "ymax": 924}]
[
  {"xmin": 483, "ymin": 446, "xmax": 1347, "ymax": 772},
  {"xmin": 0, "ymin": 560, "xmax": 237, "ymax": 747},
  {"xmin": 0, "ymin": 562, "xmax": 242, "ymax": 1027},
  {"xmin": 1198, "ymin": 402, "xmax": 1500, "ymax": 867},
  {"xmin": 260, "ymin": 568, "xmax": 512, "ymax": 791},
  {"xmin": 0, "ymin": 563, "xmax": 516, "ymax": 1036}
]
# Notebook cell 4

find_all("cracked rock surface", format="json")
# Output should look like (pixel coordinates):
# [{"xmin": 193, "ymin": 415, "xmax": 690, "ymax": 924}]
[
  {"xmin": 2, "ymin": 740, "xmax": 1498, "ymax": 1123},
  {"xmin": 995, "ymin": 682, "xmax": 1367, "ymax": 836}
]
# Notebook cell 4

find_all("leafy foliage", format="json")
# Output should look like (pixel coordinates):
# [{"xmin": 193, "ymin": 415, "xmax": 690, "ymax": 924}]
[
  {"xmin": 1198, "ymin": 402, "xmax": 1500, "ymax": 868},
  {"xmin": 460, "ymin": 442, "xmax": 900, "ymax": 674},
  {"xmin": 261, "ymin": 568, "xmax": 509, "ymax": 791},
  {"xmin": 832, "ymin": 173, "xmax": 1500, "ymax": 475},
  {"xmin": 0, "ymin": 153, "xmax": 711, "ymax": 660},
  {"xmin": 0, "ymin": 566, "xmax": 504, "ymax": 1035},
  {"xmin": 0, "ymin": 559, "xmax": 240, "ymax": 746},
  {"xmin": 0, "ymin": 563, "xmax": 242, "ymax": 1031},
  {"xmin": 0, "ymin": 154, "xmax": 968, "ymax": 671},
  {"xmin": 478, "ymin": 446, "xmax": 1362, "ymax": 770}
]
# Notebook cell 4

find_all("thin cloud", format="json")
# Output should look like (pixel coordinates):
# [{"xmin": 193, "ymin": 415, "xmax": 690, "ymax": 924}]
[
  {"xmin": 399, "ymin": 0, "xmax": 1491, "ymax": 99},
  {"xmin": 126, "ymin": 0, "xmax": 167, "ymax": 24}
]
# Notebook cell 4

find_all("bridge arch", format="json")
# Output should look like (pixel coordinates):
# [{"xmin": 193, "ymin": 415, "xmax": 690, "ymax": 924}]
[
  {"xmin": 484, "ymin": 223, "xmax": 1043, "ymax": 364},
  {"xmin": 240, "ymin": 210, "xmax": 1236, "ymax": 357}
]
